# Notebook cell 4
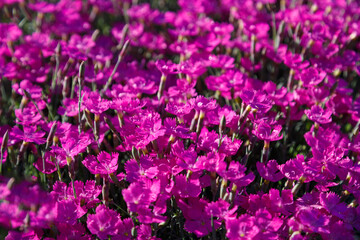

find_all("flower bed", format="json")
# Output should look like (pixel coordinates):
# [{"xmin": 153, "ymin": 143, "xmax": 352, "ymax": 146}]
[{"xmin": 1, "ymin": 0, "xmax": 360, "ymax": 239}]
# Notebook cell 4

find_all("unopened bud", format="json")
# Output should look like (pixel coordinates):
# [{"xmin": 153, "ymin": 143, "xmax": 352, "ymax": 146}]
[
  {"xmin": 78, "ymin": 61, "xmax": 85, "ymax": 82},
  {"xmin": 132, "ymin": 146, "xmax": 139, "ymax": 162},
  {"xmin": 46, "ymin": 123, "xmax": 57, "ymax": 150},
  {"xmin": 1, "ymin": 130, "xmax": 9, "ymax": 154}
]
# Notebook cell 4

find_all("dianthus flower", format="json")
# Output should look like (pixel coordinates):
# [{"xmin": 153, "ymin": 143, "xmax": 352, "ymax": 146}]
[
  {"xmin": 83, "ymin": 151, "xmax": 119, "ymax": 175},
  {"xmin": 305, "ymin": 105, "xmax": 332, "ymax": 125},
  {"xmin": 87, "ymin": 204, "xmax": 122, "ymax": 240}
]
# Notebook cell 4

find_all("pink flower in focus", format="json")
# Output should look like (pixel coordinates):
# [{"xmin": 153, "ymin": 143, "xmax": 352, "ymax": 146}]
[
  {"xmin": 87, "ymin": 204, "xmax": 121, "ymax": 240},
  {"xmin": 305, "ymin": 105, "xmax": 332, "ymax": 124},
  {"xmin": 252, "ymin": 121, "xmax": 283, "ymax": 142},
  {"xmin": 83, "ymin": 151, "xmax": 119, "ymax": 175}
]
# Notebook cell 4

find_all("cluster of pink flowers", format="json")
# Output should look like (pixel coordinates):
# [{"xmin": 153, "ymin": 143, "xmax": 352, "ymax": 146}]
[{"xmin": 1, "ymin": 0, "xmax": 360, "ymax": 239}]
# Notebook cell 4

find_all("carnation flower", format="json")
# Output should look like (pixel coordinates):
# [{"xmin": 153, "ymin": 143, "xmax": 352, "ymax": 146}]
[
  {"xmin": 252, "ymin": 120, "xmax": 283, "ymax": 142},
  {"xmin": 87, "ymin": 204, "xmax": 121, "ymax": 240},
  {"xmin": 305, "ymin": 105, "xmax": 332, "ymax": 125},
  {"xmin": 83, "ymin": 151, "xmax": 119, "ymax": 175}
]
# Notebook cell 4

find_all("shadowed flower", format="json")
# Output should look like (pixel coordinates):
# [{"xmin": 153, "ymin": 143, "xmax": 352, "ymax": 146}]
[
  {"xmin": 257, "ymin": 160, "xmax": 284, "ymax": 182},
  {"xmin": 178, "ymin": 198, "xmax": 220, "ymax": 237}
]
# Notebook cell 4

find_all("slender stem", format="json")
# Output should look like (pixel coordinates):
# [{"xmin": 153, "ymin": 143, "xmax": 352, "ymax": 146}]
[{"xmin": 101, "ymin": 40, "xmax": 130, "ymax": 96}]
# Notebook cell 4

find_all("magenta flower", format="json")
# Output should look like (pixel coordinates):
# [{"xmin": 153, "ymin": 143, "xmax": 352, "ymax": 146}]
[
  {"xmin": 125, "ymin": 156, "xmax": 158, "ymax": 183},
  {"xmin": 165, "ymin": 101, "xmax": 192, "ymax": 117},
  {"xmin": 205, "ymin": 199, "xmax": 236, "ymax": 221},
  {"xmin": 122, "ymin": 181, "xmax": 152, "ymax": 213},
  {"xmin": 112, "ymin": 218, "xmax": 134, "ymax": 240},
  {"xmin": 87, "ymin": 204, "xmax": 121, "ymax": 240},
  {"xmin": 163, "ymin": 118, "xmax": 192, "ymax": 139},
  {"xmin": 178, "ymin": 198, "xmax": 220, "ymax": 237},
  {"xmin": 195, "ymin": 151, "xmax": 227, "ymax": 173},
  {"xmin": 155, "ymin": 59, "xmax": 178, "ymax": 76},
  {"xmin": 305, "ymin": 105, "xmax": 332, "ymax": 124},
  {"xmin": 58, "ymin": 98, "xmax": 85, "ymax": 117},
  {"xmin": 5, "ymin": 230, "xmax": 41, "ymax": 240},
  {"xmin": 225, "ymin": 214, "xmax": 259, "ymax": 240},
  {"xmin": 83, "ymin": 151, "xmax": 119, "ymax": 175},
  {"xmin": 28, "ymin": 1, "xmax": 56, "ymax": 13},
  {"xmin": 257, "ymin": 160, "xmax": 284, "ymax": 182},
  {"xmin": 278, "ymin": 155, "xmax": 306, "ymax": 181},
  {"xmin": 83, "ymin": 91, "xmax": 110, "ymax": 115},
  {"xmin": 33, "ymin": 155, "xmax": 56, "ymax": 174},
  {"xmin": 13, "ymin": 80, "xmax": 43, "ymax": 99},
  {"xmin": 297, "ymin": 207, "xmax": 330, "ymax": 234},
  {"xmin": 265, "ymin": 189, "xmax": 294, "ymax": 216},
  {"xmin": 284, "ymin": 52, "xmax": 309, "ymax": 70},
  {"xmin": 52, "ymin": 180, "xmax": 101, "ymax": 209},
  {"xmin": 126, "ymin": 76, "xmax": 157, "ymax": 95},
  {"xmin": 111, "ymin": 96, "xmax": 145, "ymax": 114},
  {"xmin": 0, "ymin": 23, "xmax": 22, "ymax": 43},
  {"xmin": 172, "ymin": 174, "xmax": 201, "ymax": 198},
  {"xmin": 56, "ymin": 199, "xmax": 86, "ymax": 225},
  {"xmin": 298, "ymin": 67, "xmax": 326, "ymax": 87},
  {"xmin": 190, "ymin": 95, "xmax": 217, "ymax": 113},
  {"xmin": 57, "ymin": 222, "xmax": 91, "ymax": 240},
  {"xmin": 59, "ymin": 130, "xmax": 91, "ymax": 159},
  {"xmin": 252, "ymin": 121, "xmax": 283, "ymax": 142},
  {"xmin": 218, "ymin": 161, "xmax": 255, "ymax": 187},
  {"xmin": 11, "ymin": 126, "xmax": 46, "ymax": 145},
  {"xmin": 239, "ymin": 89, "xmax": 273, "ymax": 113},
  {"xmin": 178, "ymin": 57, "xmax": 207, "ymax": 78},
  {"xmin": 138, "ymin": 111, "xmax": 166, "ymax": 142},
  {"xmin": 15, "ymin": 107, "xmax": 42, "ymax": 126}
]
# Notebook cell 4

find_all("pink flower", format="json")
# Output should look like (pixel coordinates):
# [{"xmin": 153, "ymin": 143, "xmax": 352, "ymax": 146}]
[
  {"xmin": 60, "ymin": 130, "xmax": 91, "ymax": 159},
  {"xmin": 278, "ymin": 155, "xmax": 306, "ymax": 181},
  {"xmin": 178, "ymin": 198, "xmax": 220, "ymax": 237},
  {"xmin": 125, "ymin": 156, "xmax": 158, "ymax": 183},
  {"xmin": 87, "ymin": 204, "xmax": 121, "ymax": 240},
  {"xmin": 51, "ymin": 180, "xmax": 101, "ymax": 209},
  {"xmin": 256, "ymin": 160, "xmax": 284, "ymax": 182},
  {"xmin": 83, "ymin": 151, "xmax": 119, "ymax": 175},
  {"xmin": 111, "ymin": 96, "xmax": 145, "ymax": 114},
  {"xmin": 0, "ymin": 23, "xmax": 22, "ymax": 43},
  {"xmin": 298, "ymin": 67, "xmax": 326, "ymax": 87},
  {"xmin": 297, "ymin": 207, "xmax": 330, "ymax": 234},
  {"xmin": 122, "ymin": 181, "xmax": 152, "ymax": 212},
  {"xmin": 172, "ymin": 174, "xmax": 201, "ymax": 198},
  {"xmin": 265, "ymin": 189, "xmax": 294, "ymax": 216},
  {"xmin": 252, "ymin": 121, "xmax": 283, "ymax": 142},
  {"xmin": 155, "ymin": 59, "xmax": 178, "ymax": 76},
  {"xmin": 83, "ymin": 91, "xmax": 110, "ymax": 115},
  {"xmin": 225, "ymin": 214, "xmax": 259, "ymax": 240},
  {"xmin": 218, "ymin": 161, "xmax": 255, "ymax": 187},
  {"xmin": 56, "ymin": 199, "xmax": 86, "ymax": 225},
  {"xmin": 58, "ymin": 98, "xmax": 84, "ymax": 117},
  {"xmin": 15, "ymin": 107, "xmax": 42, "ymax": 125},
  {"xmin": 11, "ymin": 125, "xmax": 46, "ymax": 144},
  {"xmin": 305, "ymin": 105, "xmax": 332, "ymax": 124},
  {"xmin": 239, "ymin": 89, "xmax": 273, "ymax": 113},
  {"xmin": 190, "ymin": 95, "xmax": 217, "ymax": 113}
]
